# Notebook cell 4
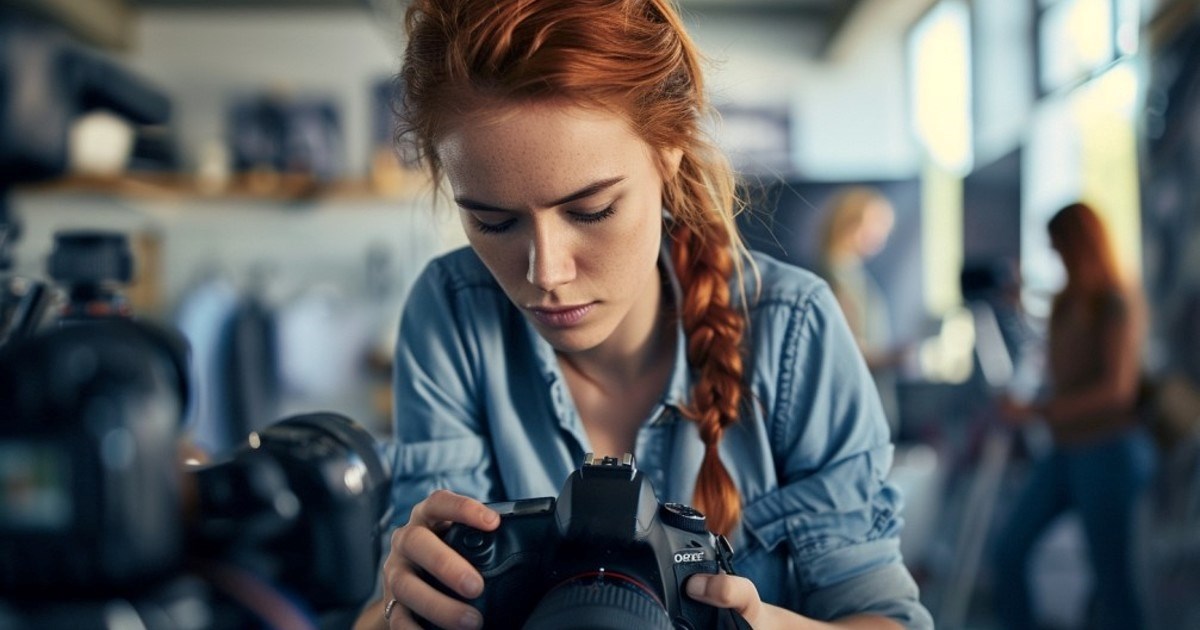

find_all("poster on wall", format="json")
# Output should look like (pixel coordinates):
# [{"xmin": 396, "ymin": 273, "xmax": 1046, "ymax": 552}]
[{"xmin": 712, "ymin": 102, "xmax": 793, "ymax": 178}]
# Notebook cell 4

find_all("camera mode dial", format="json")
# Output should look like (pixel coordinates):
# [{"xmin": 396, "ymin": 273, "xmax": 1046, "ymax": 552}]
[{"xmin": 660, "ymin": 502, "xmax": 707, "ymax": 534}]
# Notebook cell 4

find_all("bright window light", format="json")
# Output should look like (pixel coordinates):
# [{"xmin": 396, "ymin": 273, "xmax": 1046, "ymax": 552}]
[
  {"xmin": 909, "ymin": 0, "xmax": 974, "ymax": 175},
  {"xmin": 1039, "ymin": 0, "xmax": 1115, "ymax": 92}
]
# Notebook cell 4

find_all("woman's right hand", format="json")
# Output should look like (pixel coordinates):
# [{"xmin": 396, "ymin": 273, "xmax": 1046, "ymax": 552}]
[
  {"xmin": 380, "ymin": 489, "xmax": 500, "ymax": 629},
  {"xmin": 997, "ymin": 395, "xmax": 1038, "ymax": 427}
]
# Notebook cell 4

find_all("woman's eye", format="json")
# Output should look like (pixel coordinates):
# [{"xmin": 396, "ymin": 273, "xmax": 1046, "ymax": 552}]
[
  {"xmin": 572, "ymin": 206, "xmax": 616, "ymax": 224},
  {"xmin": 472, "ymin": 217, "xmax": 516, "ymax": 234}
]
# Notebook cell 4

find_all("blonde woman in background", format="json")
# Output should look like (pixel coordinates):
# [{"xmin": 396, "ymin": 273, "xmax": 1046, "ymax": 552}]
[{"xmin": 817, "ymin": 186, "xmax": 907, "ymax": 435}]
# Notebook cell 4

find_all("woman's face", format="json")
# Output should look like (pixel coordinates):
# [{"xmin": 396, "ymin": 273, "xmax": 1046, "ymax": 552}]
[
  {"xmin": 436, "ymin": 101, "xmax": 671, "ymax": 356},
  {"xmin": 855, "ymin": 199, "xmax": 895, "ymax": 258}
]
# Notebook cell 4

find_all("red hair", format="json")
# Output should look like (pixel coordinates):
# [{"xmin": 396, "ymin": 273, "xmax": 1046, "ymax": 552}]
[
  {"xmin": 400, "ymin": 0, "xmax": 749, "ymax": 535},
  {"xmin": 1047, "ymin": 202, "xmax": 1122, "ymax": 294},
  {"xmin": 1047, "ymin": 202, "xmax": 1146, "ymax": 343}
]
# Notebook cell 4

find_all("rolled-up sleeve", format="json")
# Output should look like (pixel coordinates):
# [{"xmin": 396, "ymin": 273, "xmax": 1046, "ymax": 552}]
[
  {"xmin": 389, "ymin": 261, "xmax": 498, "ymax": 528},
  {"xmin": 745, "ymin": 284, "xmax": 932, "ymax": 627}
]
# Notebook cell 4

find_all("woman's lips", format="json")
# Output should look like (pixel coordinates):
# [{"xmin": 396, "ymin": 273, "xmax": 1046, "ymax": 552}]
[{"xmin": 528, "ymin": 303, "xmax": 596, "ymax": 328}]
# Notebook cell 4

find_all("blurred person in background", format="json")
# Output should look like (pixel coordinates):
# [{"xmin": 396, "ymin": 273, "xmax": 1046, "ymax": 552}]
[
  {"xmin": 354, "ymin": 0, "xmax": 933, "ymax": 628},
  {"xmin": 992, "ymin": 201, "xmax": 1157, "ymax": 630},
  {"xmin": 816, "ymin": 186, "xmax": 908, "ymax": 435}
]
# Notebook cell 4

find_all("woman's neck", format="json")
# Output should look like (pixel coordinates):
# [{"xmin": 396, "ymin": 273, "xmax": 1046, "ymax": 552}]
[{"xmin": 557, "ymin": 270, "xmax": 673, "ymax": 393}]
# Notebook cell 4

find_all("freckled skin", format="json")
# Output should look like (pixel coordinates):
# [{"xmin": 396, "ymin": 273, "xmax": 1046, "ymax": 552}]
[{"xmin": 437, "ymin": 102, "xmax": 669, "ymax": 364}]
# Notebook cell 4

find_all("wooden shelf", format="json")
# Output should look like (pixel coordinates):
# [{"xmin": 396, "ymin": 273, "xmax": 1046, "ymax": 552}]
[{"xmin": 17, "ymin": 170, "xmax": 433, "ymax": 204}]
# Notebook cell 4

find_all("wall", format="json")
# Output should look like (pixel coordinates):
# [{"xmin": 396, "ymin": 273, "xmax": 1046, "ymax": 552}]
[
  {"xmin": 972, "ymin": 0, "xmax": 1036, "ymax": 166},
  {"xmin": 789, "ymin": 0, "xmax": 937, "ymax": 180},
  {"xmin": 119, "ymin": 3, "xmax": 938, "ymax": 184},
  {"xmin": 124, "ymin": 8, "xmax": 399, "ymax": 178}
]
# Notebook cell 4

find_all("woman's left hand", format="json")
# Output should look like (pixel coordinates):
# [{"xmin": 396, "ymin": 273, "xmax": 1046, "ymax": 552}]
[
  {"xmin": 686, "ymin": 572, "xmax": 765, "ymax": 627},
  {"xmin": 686, "ymin": 572, "xmax": 907, "ymax": 629}
]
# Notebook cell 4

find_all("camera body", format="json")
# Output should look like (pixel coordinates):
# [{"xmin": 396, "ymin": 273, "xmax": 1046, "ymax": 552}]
[
  {"xmin": 0, "ymin": 11, "xmax": 393, "ymax": 627},
  {"xmin": 188, "ymin": 411, "xmax": 392, "ymax": 611},
  {"xmin": 437, "ymin": 454, "xmax": 747, "ymax": 630},
  {"xmin": 0, "ymin": 309, "xmax": 391, "ymax": 625},
  {"xmin": 0, "ymin": 318, "xmax": 187, "ymax": 596},
  {"xmin": 0, "ymin": 227, "xmax": 394, "ymax": 610}
]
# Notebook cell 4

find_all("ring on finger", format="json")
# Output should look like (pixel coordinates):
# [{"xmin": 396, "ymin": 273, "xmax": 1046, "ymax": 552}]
[{"xmin": 384, "ymin": 598, "xmax": 398, "ymax": 620}]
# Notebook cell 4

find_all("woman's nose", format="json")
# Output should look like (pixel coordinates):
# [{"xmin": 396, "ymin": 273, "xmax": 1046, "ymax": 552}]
[{"xmin": 526, "ymin": 225, "xmax": 575, "ymax": 292}]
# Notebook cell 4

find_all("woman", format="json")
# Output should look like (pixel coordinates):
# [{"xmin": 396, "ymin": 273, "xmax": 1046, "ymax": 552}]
[
  {"xmin": 993, "ymin": 202, "xmax": 1156, "ymax": 630},
  {"xmin": 816, "ymin": 186, "xmax": 905, "ymax": 434},
  {"xmin": 359, "ymin": 1, "xmax": 931, "ymax": 628}
]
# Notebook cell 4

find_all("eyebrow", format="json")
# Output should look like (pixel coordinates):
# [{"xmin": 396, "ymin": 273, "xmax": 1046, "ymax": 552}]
[{"xmin": 455, "ymin": 176, "xmax": 626, "ymax": 212}]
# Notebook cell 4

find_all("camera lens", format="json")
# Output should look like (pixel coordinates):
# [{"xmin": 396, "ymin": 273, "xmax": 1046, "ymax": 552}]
[
  {"xmin": 237, "ymin": 413, "xmax": 390, "ymax": 607},
  {"xmin": 522, "ymin": 571, "xmax": 672, "ymax": 630},
  {"xmin": 188, "ymin": 412, "xmax": 391, "ymax": 610}
]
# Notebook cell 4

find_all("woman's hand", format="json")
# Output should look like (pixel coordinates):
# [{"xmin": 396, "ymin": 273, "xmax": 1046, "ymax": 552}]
[
  {"xmin": 997, "ymin": 395, "xmax": 1039, "ymax": 427},
  {"xmin": 378, "ymin": 490, "xmax": 499, "ymax": 630},
  {"xmin": 686, "ymin": 572, "xmax": 766, "ymax": 627},
  {"xmin": 686, "ymin": 573, "xmax": 906, "ymax": 629}
]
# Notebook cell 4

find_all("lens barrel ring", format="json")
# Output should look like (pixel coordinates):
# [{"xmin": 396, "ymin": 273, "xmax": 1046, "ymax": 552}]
[{"xmin": 522, "ymin": 573, "xmax": 672, "ymax": 630}]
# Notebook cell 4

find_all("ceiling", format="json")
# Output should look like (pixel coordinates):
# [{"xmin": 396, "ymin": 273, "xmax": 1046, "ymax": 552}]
[
  {"xmin": 8, "ymin": 0, "xmax": 864, "ymax": 58},
  {"xmin": 128, "ymin": 0, "xmax": 865, "ymax": 58}
]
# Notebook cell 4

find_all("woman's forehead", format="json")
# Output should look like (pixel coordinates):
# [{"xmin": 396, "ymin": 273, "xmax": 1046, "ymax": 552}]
[{"xmin": 436, "ymin": 101, "xmax": 654, "ymax": 205}]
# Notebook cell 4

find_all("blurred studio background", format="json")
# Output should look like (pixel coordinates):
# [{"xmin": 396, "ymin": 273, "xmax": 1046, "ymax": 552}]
[{"xmin": 2, "ymin": 0, "xmax": 1199, "ymax": 628}]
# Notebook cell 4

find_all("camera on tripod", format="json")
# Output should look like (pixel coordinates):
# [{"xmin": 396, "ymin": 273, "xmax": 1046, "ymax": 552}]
[
  {"xmin": 429, "ymin": 453, "xmax": 751, "ymax": 630},
  {"xmin": 0, "ymin": 128, "xmax": 391, "ymax": 630},
  {"xmin": 0, "ymin": 8, "xmax": 391, "ymax": 628},
  {"xmin": 0, "ymin": 307, "xmax": 391, "ymax": 626}
]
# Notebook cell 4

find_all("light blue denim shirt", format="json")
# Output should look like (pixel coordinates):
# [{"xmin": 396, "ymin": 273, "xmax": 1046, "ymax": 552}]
[{"xmin": 389, "ymin": 243, "xmax": 932, "ymax": 627}]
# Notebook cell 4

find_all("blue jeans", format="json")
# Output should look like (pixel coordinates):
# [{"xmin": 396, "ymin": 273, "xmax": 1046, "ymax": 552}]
[{"xmin": 992, "ymin": 428, "xmax": 1157, "ymax": 630}]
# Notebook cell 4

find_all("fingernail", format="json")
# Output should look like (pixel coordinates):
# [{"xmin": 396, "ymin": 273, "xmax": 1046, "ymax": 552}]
[
  {"xmin": 461, "ymin": 573, "xmax": 484, "ymax": 598},
  {"xmin": 686, "ymin": 574, "xmax": 708, "ymax": 598},
  {"xmin": 458, "ymin": 608, "xmax": 482, "ymax": 630},
  {"xmin": 483, "ymin": 509, "xmax": 500, "ymax": 526}
]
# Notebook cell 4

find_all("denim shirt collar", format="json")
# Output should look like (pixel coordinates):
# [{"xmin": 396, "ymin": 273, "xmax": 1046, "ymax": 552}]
[
  {"xmin": 660, "ymin": 240, "xmax": 692, "ymax": 410},
  {"xmin": 524, "ymin": 236, "xmax": 691, "ymax": 429}
]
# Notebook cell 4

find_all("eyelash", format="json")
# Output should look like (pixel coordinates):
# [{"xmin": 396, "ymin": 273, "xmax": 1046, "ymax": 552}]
[
  {"xmin": 472, "ymin": 218, "xmax": 515, "ymax": 235},
  {"xmin": 472, "ymin": 206, "xmax": 616, "ymax": 235},
  {"xmin": 575, "ymin": 205, "xmax": 616, "ymax": 224}
]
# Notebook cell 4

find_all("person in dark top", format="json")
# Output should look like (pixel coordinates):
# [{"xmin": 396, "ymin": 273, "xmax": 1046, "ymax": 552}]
[{"xmin": 992, "ymin": 201, "xmax": 1157, "ymax": 630}]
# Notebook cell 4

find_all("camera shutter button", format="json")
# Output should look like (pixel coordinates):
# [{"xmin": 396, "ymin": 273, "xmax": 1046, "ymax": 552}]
[{"xmin": 660, "ymin": 502, "xmax": 708, "ymax": 534}]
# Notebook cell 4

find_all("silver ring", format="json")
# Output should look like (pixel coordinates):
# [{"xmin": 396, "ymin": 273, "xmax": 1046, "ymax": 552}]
[{"xmin": 383, "ymin": 598, "xmax": 398, "ymax": 620}]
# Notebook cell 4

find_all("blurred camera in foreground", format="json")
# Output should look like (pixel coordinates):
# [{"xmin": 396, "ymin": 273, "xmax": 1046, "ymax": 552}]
[{"xmin": 0, "ymin": 316, "xmax": 391, "ymax": 627}]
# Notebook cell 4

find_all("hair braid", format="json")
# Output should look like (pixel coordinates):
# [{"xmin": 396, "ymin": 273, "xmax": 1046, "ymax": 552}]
[{"xmin": 666, "ymin": 152, "xmax": 748, "ymax": 536}]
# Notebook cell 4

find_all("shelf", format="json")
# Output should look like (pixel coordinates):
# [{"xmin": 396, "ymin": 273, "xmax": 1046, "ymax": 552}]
[{"xmin": 16, "ymin": 170, "xmax": 433, "ymax": 204}]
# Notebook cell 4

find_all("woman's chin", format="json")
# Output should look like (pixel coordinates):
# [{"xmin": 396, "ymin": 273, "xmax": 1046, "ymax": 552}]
[{"xmin": 531, "ymin": 321, "xmax": 609, "ymax": 355}]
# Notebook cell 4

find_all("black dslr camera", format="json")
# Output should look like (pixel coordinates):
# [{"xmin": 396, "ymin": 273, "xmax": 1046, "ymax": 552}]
[
  {"xmin": 0, "ymin": 9, "xmax": 392, "ymax": 628},
  {"xmin": 433, "ymin": 454, "xmax": 751, "ymax": 630},
  {"xmin": 0, "ymin": 207, "xmax": 391, "ymax": 630}
]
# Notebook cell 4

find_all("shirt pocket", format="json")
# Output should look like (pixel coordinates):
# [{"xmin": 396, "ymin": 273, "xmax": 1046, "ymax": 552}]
[{"xmin": 395, "ymin": 435, "xmax": 487, "ymax": 477}]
